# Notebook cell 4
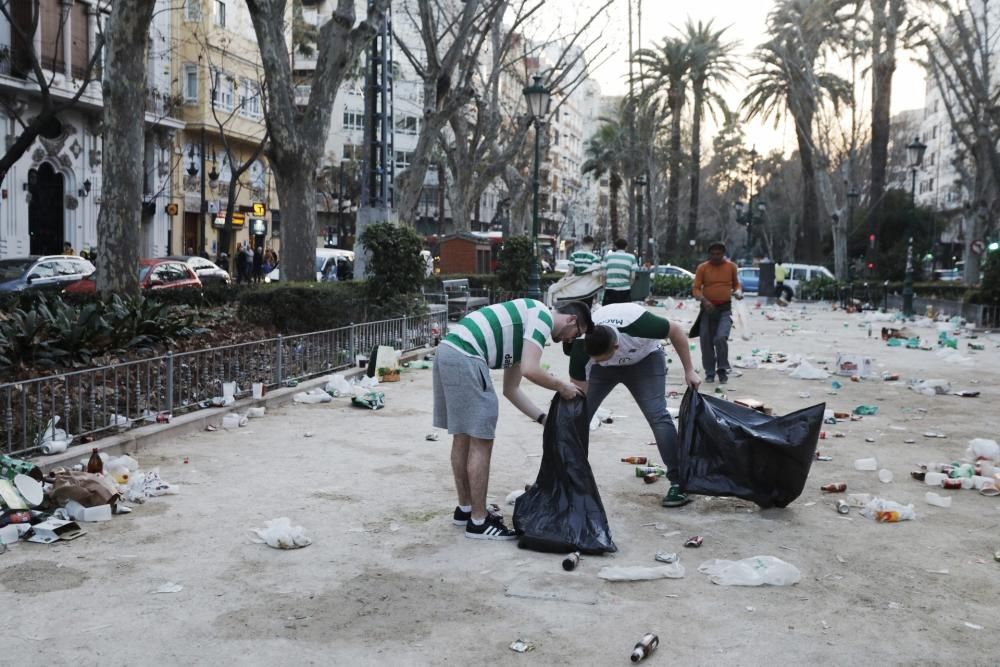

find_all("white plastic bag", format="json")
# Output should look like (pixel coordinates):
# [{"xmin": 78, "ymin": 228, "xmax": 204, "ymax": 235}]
[
  {"xmin": 36, "ymin": 416, "xmax": 73, "ymax": 455},
  {"xmin": 293, "ymin": 388, "xmax": 332, "ymax": 404},
  {"xmin": 732, "ymin": 299, "xmax": 753, "ymax": 341},
  {"xmin": 697, "ymin": 556, "xmax": 801, "ymax": 586},
  {"xmin": 909, "ymin": 379, "xmax": 951, "ymax": 396},
  {"xmin": 598, "ymin": 563, "xmax": 685, "ymax": 581},
  {"xmin": 789, "ymin": 359, "xmax": 829, "ymax": 380},
  {"xmin": 967, "ymin": 438, "xmax": 1000, "ymax": 463},
  {"xmin": 859, "ymin": 497, "xmax": 916, "ymax": 523},
  {"xmin": 324, "ymin": 374, "xmax": 352, "ymax": 397},
  {"xmin": 250, "ymin": 517, "xmax": 312, "ymax": 549}
]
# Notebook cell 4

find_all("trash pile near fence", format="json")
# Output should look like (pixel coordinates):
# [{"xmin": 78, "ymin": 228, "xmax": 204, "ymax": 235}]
[{"xmin": 0, "ymin": 450, "xmax": 178, "ymax": 553}]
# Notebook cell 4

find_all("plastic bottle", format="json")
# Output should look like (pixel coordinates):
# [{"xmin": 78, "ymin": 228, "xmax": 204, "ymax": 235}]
[
  {"xmin": 630, "ymin": 633, "xmax": 659, "ymax": 663},
  {"xmin": 86, "ymin": 448, "xmax": 103, "ymax": 475}
]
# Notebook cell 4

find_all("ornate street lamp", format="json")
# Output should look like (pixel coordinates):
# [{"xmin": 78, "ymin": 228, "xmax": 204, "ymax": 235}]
[
  {"xmin": 523, "ymin": 75, "xmax": 551, "ymax": 300},
  {"xmin": 903, "ymin": 136, "xmax": 927, "ymax": 317}
]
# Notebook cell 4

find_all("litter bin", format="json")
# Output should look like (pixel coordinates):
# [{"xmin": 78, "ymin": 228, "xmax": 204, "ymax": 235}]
[
  {"xmin": 631, "ymin": 269, "xmax": 652, "ymax": 301},
  {"xmin": 759, "ymin": 261, "xmax": 775, "ymax": 297}
]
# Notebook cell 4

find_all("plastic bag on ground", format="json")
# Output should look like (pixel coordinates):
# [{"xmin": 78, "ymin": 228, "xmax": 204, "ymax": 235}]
[
  {"xmin": 36, "ymin": 416, "xmax": 73, "ymax": 455},
  {"xmin": 732, "ymin": 299, "xmax": 753, "ymax": 341},
  {"xmin": 324, "ymin": 374, "xmax": 352, "ymax": 397},
  {"xmin": 677, "ymin": 388, "xmax": 824, "ymax": 508},
  {"xmin": 598, "ymin": 563, "xmax": 685, "ymax": 581},
  {"xmin": 293, "ymin": 388, "xmax": 333, "ymax": 404},
  {"xmin": 967, "ymin": 438, "xmax": 1000, "ymax": 463},
  {"xmin": 909, "ymin": 379, "xmax": 951, "ymax": 396},
  {"xmin": 250, "ymin": 517, "xmax": 312, "ymax": 549},
  {"xmin": 789, "ymin": 359, "xmax": 829, "ymax": 380},
  {"xmin": 123, "ymin": 470, "xmax": 179, "ymax": 502},
  {"xmin": 697, "ymin": 556, "xmax": 801, "ymax": 586},
  {"xmin": 513, "ymin": 394, "xmax": 617, "ymax": 555},
  {"xmin": 859, "ymin": 497, "xmax": 916, "ymax": 523}
]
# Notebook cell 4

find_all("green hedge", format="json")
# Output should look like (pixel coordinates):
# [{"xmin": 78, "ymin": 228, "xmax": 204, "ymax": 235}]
[
  {"xmin": 651, "ymin": 275, "xmax": 694, "ymax": 297},
  {"xmin": 796, "ymin": 277, "xmax": 977, "ymax": 302}
]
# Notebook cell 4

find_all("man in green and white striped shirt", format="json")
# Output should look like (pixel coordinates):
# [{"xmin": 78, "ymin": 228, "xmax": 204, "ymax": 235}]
[
  {"xmin": 603, "ymin": 238, "xmax": 638, "ymax": 305},
  {"xmin": 569, "ymin": 236, "xmax": 600, "ymax": 275},
  {"xmin": 433, "ymin": 299, "xmax": 594, "ymax": 541}
]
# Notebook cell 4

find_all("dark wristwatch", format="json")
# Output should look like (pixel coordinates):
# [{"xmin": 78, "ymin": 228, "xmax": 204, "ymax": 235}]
[{"xmin": 537, "ymin": 413, "xmax": 546, "ymax": 424}]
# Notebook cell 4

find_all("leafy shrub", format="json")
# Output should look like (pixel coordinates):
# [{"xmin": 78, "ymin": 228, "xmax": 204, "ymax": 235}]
[
  {"xmin": 796, "ymin": 276, "xmax": 840, "ymax": 300},
  {"xmin": 496, "ymin": 236, "xmax": 537, "ymax": 292},
  {"xmin": 973, "ymin": 251, "xmax": 1000, "ymax": 304},
  {"xmin": 360, "ymin": 221, "xmax": 426, "ymax": 299},
  {"xmin": 651, "ymin": 275, "xmax": 693, "ymax": 297}
]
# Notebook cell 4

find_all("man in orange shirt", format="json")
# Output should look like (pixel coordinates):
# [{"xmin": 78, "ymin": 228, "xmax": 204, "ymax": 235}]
[{"xmin": 691, "ymin": 242, "xmax": 742, "ymax": 384}]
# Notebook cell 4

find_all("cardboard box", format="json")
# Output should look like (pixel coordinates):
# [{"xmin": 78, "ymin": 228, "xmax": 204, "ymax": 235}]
[
  {"xmin": 835, "ymin": 353, "xmax": 875, "ymax": 378},
  {"xmin": 27, "ymin": 519, "xmax": 86, "ymax": 544}
]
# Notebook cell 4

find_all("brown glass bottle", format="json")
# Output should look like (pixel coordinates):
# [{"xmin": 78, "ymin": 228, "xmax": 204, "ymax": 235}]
[{"xmin": 86, "ymin": 448, "xmax": 103, "ymax": 474}]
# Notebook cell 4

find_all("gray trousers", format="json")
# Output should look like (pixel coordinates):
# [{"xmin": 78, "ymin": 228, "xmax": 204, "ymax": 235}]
[
  {"xmin": 586, "ymin": 349, "xmax": 679, "ymax": 484},
  {"xmin": 699, "ymin": 306, "xmax": 733, "ymax": 377}
]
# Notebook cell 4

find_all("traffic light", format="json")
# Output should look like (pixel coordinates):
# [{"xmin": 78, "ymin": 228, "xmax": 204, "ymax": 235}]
[{"xmin": 869, "ymin": 234, "xmax": 876, "ymax": 248}]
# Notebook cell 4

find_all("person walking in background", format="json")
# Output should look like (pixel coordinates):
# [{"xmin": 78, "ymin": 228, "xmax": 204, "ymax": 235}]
[
  {"xmin": 691, "ymin": 242, "xmax": 742, "ymax": 384},
  {"xmin": 63, "ymin": 242, "xmax": 75, "ymax": 256},
  {"xmin": 569, "ymin": 236, "xmax": 600, "ymax": 276},
  {"xmin": 215, "ymin": 251, "xmax": 229, "ymax": 274},
  {"xmin": 774, "ymin": 260, "xmax": 791, "ymax": 301},
  {"xmin": 433, "ymin": 299, "xmax": 593, "ymax": 541},
  {"xmin": 234, "ymin": 243, "xmax": 248, "ymax": 284},
  {"xmin": 602, "ymin": 238, "xmax": 637, "ymax": 305},
  {"xmin": 252, "ymin": 245, "xmax": 264, "ymax": 284}
]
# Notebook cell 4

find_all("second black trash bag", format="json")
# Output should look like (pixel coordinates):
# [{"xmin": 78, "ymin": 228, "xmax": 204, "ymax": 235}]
[
  {"xmin": 677, "ymin": 389, "xmax": 825, "ymax": 509},
  {"xmin": 513, "ymin": 394, "xmax": 617, "ymax": 555}
]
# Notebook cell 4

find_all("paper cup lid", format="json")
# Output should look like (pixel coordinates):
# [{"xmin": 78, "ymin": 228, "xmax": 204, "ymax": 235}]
[{"xmin": 14, "ymin": 474, "xmax": 43, "ymax": 507}]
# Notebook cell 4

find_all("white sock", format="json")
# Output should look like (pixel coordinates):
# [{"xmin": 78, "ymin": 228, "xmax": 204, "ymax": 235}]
[
  {"xmin": 471, "ymin": 516, "xmax": 485, "ymax": 526},
  {"xmin": 459, "ymin": 504, "xmax": 472, "ymax": 513}
]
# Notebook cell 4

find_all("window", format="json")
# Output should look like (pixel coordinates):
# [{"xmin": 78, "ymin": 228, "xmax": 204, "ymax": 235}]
[
  {"xmin": 929, "ymin": 178, "xmax": 934, "ymax": 190},
  {"xmin": 214, "ymin": 0, "xmax": 226, "ymax": 27},
  {"xmin": 70, "ymin": 1, "xmax": 89, "ymax": 79},
  {"xmin": 790, "ymin": 267, "xmax": 808, "ymax": 281},
  {"xmin": 394, "ymin": 150, "xmax": 414, "ymax": 170},
  {"xmin": 240, "ymin": 78, "xmax": 261, "ymax": 117},
  {"xmin": 343, "ymin": 144, "xmax": 363, "ymax": 161},
  {"xmin": 185, "ymin": 0, "xmax": 202, "ymax": 21},
  {"xmin": 930, "ymin": 153, "xmax": 936, "ymax": 166},
  {"xmin": 343, "ymin": 109, "xmax": 364, "ymax": 130},
  {"xmin": 212, "ymin": 69, "xmax": 234, "ymax": 111},
  {"xmin": 40, "ymin": 1, "xmax": 66, "ymax": 73},
  {"xmin": 932, "ymin": 126, "xmax": 938, "ymax": 139},
  {"xmin": 183, "ymin": 64, "xmax": 199, "ymax": 103},
  {"xmin": 395, "ymin": 114, "xmax": 418, "ymax": 135}
]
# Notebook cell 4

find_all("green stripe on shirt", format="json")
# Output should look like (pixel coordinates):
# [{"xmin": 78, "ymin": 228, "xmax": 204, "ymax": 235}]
[{"xmin": 502, "ymin": 301, "xmax": 524, "ymax": 365}]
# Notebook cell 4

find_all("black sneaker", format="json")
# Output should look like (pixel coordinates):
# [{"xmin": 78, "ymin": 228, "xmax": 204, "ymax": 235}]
[
  {"xmin": 705, "ymin": 375, "xmax": 715, "ymax": 383},
  {"xmin": 453, "ymin": 504, "xmax": 501, "ymax": 526},
  {"xmin": 465, "ymin": 513, "xmax": 517, "ymax": 540},
  {"xmin": 718, "ymin": 371, "xmax": 728, "ymax": 385}
]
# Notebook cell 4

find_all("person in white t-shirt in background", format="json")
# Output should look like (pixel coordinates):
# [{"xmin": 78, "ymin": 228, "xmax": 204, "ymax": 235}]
[{"xmin": 569, "ymin": 303, "xmax": 701, "ymax": 507}]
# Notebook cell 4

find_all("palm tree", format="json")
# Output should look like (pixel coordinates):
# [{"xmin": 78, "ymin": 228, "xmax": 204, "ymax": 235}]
[
  {"xmin": 741, "ymin": 0, "xmax": 852, "ymax": 262},
  {"xmin": 582, "ymin": 119, "xmax": 628, "ymax": 242},
  {"xmin": 684, "ymin": 19, "xmax": 739, "ymax": 247},
  {"xmin": 634, "ymin": 37, "xmax": 690, "ymax": 253}
]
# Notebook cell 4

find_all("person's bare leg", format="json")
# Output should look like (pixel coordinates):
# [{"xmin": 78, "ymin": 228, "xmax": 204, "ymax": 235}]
[
  {"xmin": 450, "ymin": 435, "xmax": 471, "ymax": 507},
  {"xmin": 467, "ymin": 437, "xmax": 495, "ymax": 520}
]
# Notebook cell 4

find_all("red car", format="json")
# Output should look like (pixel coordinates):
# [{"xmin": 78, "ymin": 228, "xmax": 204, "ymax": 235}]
[{"xmin": 64, "ymin": 259, "xmax": 203, "ymax": 294}]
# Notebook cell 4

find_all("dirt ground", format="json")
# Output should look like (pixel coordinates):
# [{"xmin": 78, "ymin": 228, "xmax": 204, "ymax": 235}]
[{"xmin": 3, "ymin": 298, "xmax": 999, "ymax": 666}]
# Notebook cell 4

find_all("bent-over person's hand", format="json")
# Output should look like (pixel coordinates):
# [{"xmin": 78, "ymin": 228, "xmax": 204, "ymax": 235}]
[
  {"xmin": 684, "ymin": 369, "xmax": 702, "ymax": 392},
  {"xmin": 558, "ymin": 382, "xmax": 584, "ymax": 401}
]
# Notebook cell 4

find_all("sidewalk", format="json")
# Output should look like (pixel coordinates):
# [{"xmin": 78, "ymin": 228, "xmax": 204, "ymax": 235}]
[{"xmin": 3, "ymin": 299, "xmax": 999, "ymax": 664}]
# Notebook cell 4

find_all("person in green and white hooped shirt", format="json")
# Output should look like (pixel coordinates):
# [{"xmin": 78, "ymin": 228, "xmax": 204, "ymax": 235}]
[
  {"xmin": 568, "ymin": 303, "xmax": 702, "ymax": 507},
  {"xmin": 564, "ymin": 235, "xmax": 602, "ymax": 308},
  {"xmin": 602, "ymin": 238, "xmax": 638, "ymax": 305},
  {"xmin": 432, "ymin": 299, "xmax": 594, "ymax": 541}
]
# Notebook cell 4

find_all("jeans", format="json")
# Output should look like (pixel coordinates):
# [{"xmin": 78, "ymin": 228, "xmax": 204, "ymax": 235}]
[
  {"xmin": 699, "ymin": 305, "xmax": 733, "ymax": 377},
  {"xmin": 585, "ymin": 349, "xmax": 679, "ymax": 483},
  {"xmin": 602, "ymin": 288, "xmax": 632, "ymax": 305}
]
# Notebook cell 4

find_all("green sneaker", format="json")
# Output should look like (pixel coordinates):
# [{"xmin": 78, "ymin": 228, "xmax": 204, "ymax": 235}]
[{"xmin": 661, "ymin": 484, "xmax": 691, "ymax": 507}]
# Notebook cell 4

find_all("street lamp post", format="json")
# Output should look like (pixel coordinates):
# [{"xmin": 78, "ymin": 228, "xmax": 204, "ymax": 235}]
[
  {"xmin": 523, "ymin": 75, "xmax": 551, "ymax": 300},
  {"xmin": 734, "ymin": 146, "xmax": 764, "ymax": 263},
  {"xmin": 903, "ymin": 136, "xmax": 927, "ymax": 318},
  {"xmin": 186, "ymin": 127, "xmax": 219, "ymax": 254}
]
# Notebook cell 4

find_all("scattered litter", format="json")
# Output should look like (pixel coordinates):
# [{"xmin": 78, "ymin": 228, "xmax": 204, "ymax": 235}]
[
  {"xmin": 123, "ymin": 470, "xmax": 179, "ymax": 502},
  {"xmin": 505, "ymin": 489, "xmax": 525, "ymax": 505},
  {"xmin": 205, "ymin": 425, "xmax": 218, "ymax": 432},
  {"xmin": 964, "ymin": 622, "xmax": 983, "ymax": 631},
  {"xmin": 293, "ymin": 389, "xmax": 333, "ymax": 404},
  {"xmin": 509, "ymin": 639, "xmax": 535, "ymax": 653},
  {"xmin": 697, "ymin": 556, "xmax": 801, "ymax": 586},
  {"xmin": 909, "ymin": 379, "xmax": 951, "ymax": 396},
  {"xmin": 598, "ymin": 563, "xmax": 685, "ymax": 581},
  {"xmin": 654, "ymin": 551, "xmax": 678, "ymax": 564},
  {"xmin": 351, "ymin": 391, "xmax": 385, "ymax": 410},
  {"xmin": 967, "ymin": 439, "xmax": 999, "ymax": 463},
  {"xmin": 323, "ymin": 374, "xmax": 352, "ymax": 397},
  {"xmin": 923, "ymin": 432, "xmax": 947, "ymax": 439},
  {"xmin": 878, "ymin": 469, "xmax": 894, "ymax": 484},
  {"xmin": 926, "ymin": 492, "xmax": 952, "ymax": 508},
  {"xmin": 789, "ymin": 359, "xmax": 829, "ymax": 380},
  {"xmin": 684, "ymin": 536, "xmax": 704, "ymax": 548},
  {"xmin": 425, "ymin": 432, "xmax": 440, "ymax": 441},
  {"xmin": 246, "ymin": 407, "xmax": 266, "ymax": 419},
  {"xmin": 155, "ymin": 582, "xmax": 183, "ymax": 594},
  {"xmin": 854, "ymin": 405, "xmax": 879, "ymax": 416},
  {"xmin": 250, "ymin": 517, "xmax": 312, "ymax": 549},
  {"xmin": 304, "ymin": 432, "xmax": 314, "ymax": 438},
  {"xmin": 835, "ymin": 353, "xmax": 875, "ymax": 378},
  {"xmin": 36, "ymin": 416, "xmax": 73, "ymax": 455},
  {"xmin": 860, "ymin": 498, "xmax": 916, "ymax": 523}
]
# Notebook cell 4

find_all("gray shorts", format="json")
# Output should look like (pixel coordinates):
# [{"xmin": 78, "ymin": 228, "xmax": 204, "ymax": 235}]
[{"xmin": 432, "ymin": 343, "xmax": 498, "ymax": 440}]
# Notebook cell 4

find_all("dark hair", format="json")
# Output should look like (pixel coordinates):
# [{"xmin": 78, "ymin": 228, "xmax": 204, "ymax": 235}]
[
  {"xmin": 582, "ymin": 235, "xmax": 594, "ymax": 244},
  {"xmin": 554, "ymin": 300, "xmax": 593, "ymax": 334},
  {"xmin": 614, "ymin": 238, "xmax": 628, "ymax": 250},
  {"xmin": 708, "ymin": 242, "xmax": 726, "ymax": 253},
  {"xmin": 584, "ymin": 324, "xmax": 616, "ymax": 357}
]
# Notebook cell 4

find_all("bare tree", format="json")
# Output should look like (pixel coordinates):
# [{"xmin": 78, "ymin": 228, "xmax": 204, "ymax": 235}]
[
  {"xmin": 0, "ymin": 0, "xmax": 105, "ymax": 184},
  {"xmin": 246, "ymin": 0, "xmax": 389, "ymax": 282},
  {"xmin": 96, "ymin": 0, "xmax": 157, "ymax": 297}
]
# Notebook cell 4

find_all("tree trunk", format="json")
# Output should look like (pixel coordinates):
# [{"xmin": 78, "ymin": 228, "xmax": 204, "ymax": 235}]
[
  {"xmin": 868, "ymin": 0, "xmax": 899, "ymax": 253},
  {"xmin": 794, "ymin": 118, "xmax": 821, "ymax": 263},
  {"xmin": 666, "ymin": 90, "xmax": 683, "ymax": 253},
  {"xmin": 96, "ymin": 0, "xmax": 157, "ymax": 298},
  {"xmin": 273, "ymin": 159, "xmax": 318, "ymax": 282},
  {"xmin": 686, "ymin": 84, "xmax": 705, "ymax": 245}
]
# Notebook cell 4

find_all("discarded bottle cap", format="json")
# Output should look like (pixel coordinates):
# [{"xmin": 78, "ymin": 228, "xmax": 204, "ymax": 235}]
[
  {"xmin": 562, "ymin": 551, "xmax": 580, "ymax": 571},
  {"xmin": 684, "ymin": 536, "xmax": 703, "ymax": 548},
  {"xmin": 835, "ymin": 499, "xmax": 850, "ymax": 515}
]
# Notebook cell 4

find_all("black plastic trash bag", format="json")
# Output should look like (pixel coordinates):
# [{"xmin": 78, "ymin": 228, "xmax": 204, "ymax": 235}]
[
  {"xmin": 513, "ymin": 394, "xmax": 617, "ymax": 554},
  {"xmin": 677, "ymin": 389, "xmax": 825, "ymax": 509}
]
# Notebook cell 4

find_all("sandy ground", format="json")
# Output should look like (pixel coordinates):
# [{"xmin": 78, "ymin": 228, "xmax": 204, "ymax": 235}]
[{"xmin": 3, "ymin": 298, "xmax": 1000, "ymax": 666}]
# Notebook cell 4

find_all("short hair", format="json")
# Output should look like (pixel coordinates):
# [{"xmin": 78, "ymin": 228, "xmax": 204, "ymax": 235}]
[
  {"xmin": 582, "ymin": 235, "xmax": 594, "ymax": 245},
  {"xmin": 708, "ymin": 241, "xmax": 726, "ymax": 253},
  {"xmin": 614, "ymin": 238, "xmax": 628, "ymax": 250},
  {"xmin": 584, "ymin": 324, "xmax": 617, "ymax": 357},
  {"xmin": 554, "ymin": 300, "xmax": 594, "ymax": 334}
]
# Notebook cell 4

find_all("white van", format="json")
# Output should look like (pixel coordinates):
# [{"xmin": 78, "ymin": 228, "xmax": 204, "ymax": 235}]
[
  {"xmin": 266, "ymin": 248, "xmax": 355, "ymax": 283},
  {"xmin": 779, "ymin": 263, "xmax": 835, "ymax": 298}
]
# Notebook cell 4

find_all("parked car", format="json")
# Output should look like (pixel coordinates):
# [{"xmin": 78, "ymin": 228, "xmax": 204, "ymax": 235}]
[
  {"xmin": 554, "ymin": 258, "xmax": 572, "ymax": 273},
  {"xmin": 266, "ymin": 248, "xmax": 355, "ymax": 283},
  {"xmin": 167, "ymin": 255, "xmax": 231, "ymax": 285},
  {"xmin": 780, "ymin": 263, "xmax": 835, "ymax": 299},
  {"xmin": 64, "ymin": 259, "xmax": 202, "ymax": 295},
  {"xmin": 0, "ymin": 255, "xmax": 95, "ymax": 293},
  {"xmin": 738, "ymin": 267, "xmax": 760, "ymax": 294},
  {"xmin": 933, "ymin": 267, "xmax": 963, "ymax": 282},
  {"xmin": 654, "ymin": 264, "xmax": 695, "ymax": 279}
]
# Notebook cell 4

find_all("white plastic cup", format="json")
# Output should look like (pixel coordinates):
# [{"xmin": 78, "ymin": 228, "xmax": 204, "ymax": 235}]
[
  {"xmin": 223, "ymin": 382, "xmax": 237, "ymax": 401},
  {"xmin": 252, "ymin": 382, "xmax": 264, "ymax": 400},
  {"xmin": 222, "ymin": 413, "xmax": 240, "ymax": 429},
  {"xmin": 878, "ymin": 469, "xmax": 894, "ymax": 483},
  {"xmin": 0, "ymin": 524, "xmax": 18, "ymax": 545},
  {"xmin": 960, "ymin": 476, "xmax": 974, "ymax": 490},
  {"xmin": 924, "ymin": 472, "xmax": 947, "ymax": 486},
  {"xmin": 854, "ymin": 457, "xmax": 878, "ymax": 471},
  {"xmin": 971, "ymin": 475, "xmax": 991, "ymax": 490},
  {"xmin": 925, "ymin": 492, "xmax": 952, "ymax": 508}
]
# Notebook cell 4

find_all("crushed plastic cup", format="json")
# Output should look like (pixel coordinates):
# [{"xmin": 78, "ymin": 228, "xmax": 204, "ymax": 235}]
[
  {"xmin": 878, "ymin": 469, "xmax": 894, "ymax": 483},
  {"xmin": 923, "ymin": 472, "xmax": 947, "ymax": 486},
  {"xmin": 252, "ymin": 382, "xmax": 265, "ymax": 400},
  {"xmin": 854, "ymin": 457, "xmax": 878, "ymax": 471},
  {"xmin": 222, "ymin": 413, "xmax": 241, "ymax": 430},
  {"xmin": 925, "ymin": 492, "xmax": 952, "ymax": 508},
  {"xmin": 222, "ymin": 382, "xmax": 237, "ymax": 402}
]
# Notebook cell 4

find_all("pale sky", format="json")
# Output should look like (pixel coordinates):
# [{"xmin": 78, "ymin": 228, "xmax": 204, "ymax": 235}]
[{"xmin": 540, "ymin": 0, "xmax": 927, "ymax": 155}]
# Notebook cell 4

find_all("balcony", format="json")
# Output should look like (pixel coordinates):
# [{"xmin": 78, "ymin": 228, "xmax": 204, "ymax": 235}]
[{"xmin": 145, "ymin": 89, "xmax": 183, "ymax": 119}]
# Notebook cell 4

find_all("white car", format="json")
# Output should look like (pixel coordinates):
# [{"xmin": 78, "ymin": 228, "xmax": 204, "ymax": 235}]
[
  {"xmin": 654, "ymin": 264, "xmax": 695, "ymax": 279},
  {"xmin": 266, "ymin": 248, "xmax": 355, "ymax": 283},
  {"xmin": 779, "ymin": 263, "xmax": 835, "ymax": 298}
]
